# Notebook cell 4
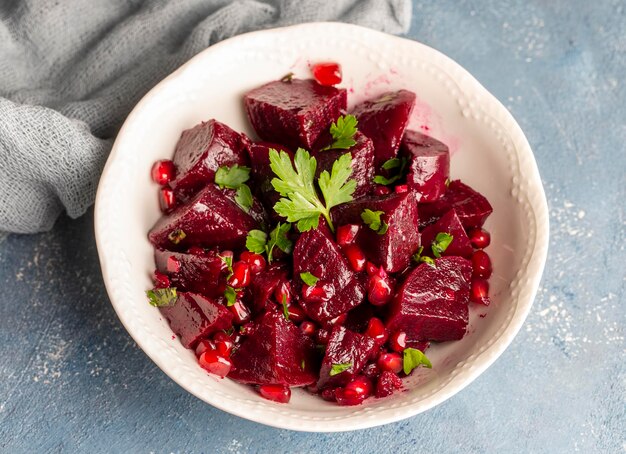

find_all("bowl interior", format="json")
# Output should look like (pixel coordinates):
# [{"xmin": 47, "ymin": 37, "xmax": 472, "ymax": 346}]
[{"xmin": 95, "ymin": 23, "xmax": 548, "ymax": 431}]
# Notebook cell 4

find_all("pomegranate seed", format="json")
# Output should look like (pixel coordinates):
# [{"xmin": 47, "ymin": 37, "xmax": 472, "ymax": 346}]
[
  {"xmin": 153, "ymin": 271, "xmax": 170, "ymax": 289},
  {"xmin": 159, "ymin": 187, "xmax": 176, "ymax": 213},
  {"xmin": 375, "ymin": 370, "xmax": 403, "ymax": 398},
  {"xmin": 316, "ymin": 329, "xmax": 330, "ymax": 345},
  {"xmin": 374, "ymin": 185, "xmax": 392, "ymax": 196},
  {"xmin": 368, "ymin": 275, "xmax": 393, "ymax": 306},
  {"xmin": 471, "ymin": 250, "xmax": 492, "ymax": 278},
  {"xmin": 365, "ymin": 317, "xmax": 388, "ymax": 344},
  {"xmin": 166, "ymin": 256, "xmax": 180, "ymax": 273},
  {"xmin": 470, "ymin": 278, "xmax": 490, "ymax": 305},
  {"xmin": 388, "ymin": 331, "xmax": 407, "ymax": 353},
  {"xmin": 286, "ymin": 304, "xmax": 307, "ymax": 323},
  {"xmin": 258, "ymin": 384, "xmax": 291, "ymax": 403},
  {"xmin": 240, "ymin": 251, "xmax": 266, "ymax": 274},
  {"xmin": 198, "ymin": 350, "xmax": 232, "ymax": 378},
  {"xmin": 195, "ymin": 339, "xmax": 215, "ymax": 357},
  {"xmin": 301, "ymin": 282, "xmax": 333, "ymax": 303},
  {"xmin": 336, "ymin": 224, "xmax": 360, "ymax": 245},
  {"xmin": 394, "ymin": 184, "xmax": 408, "ymax": 193},
  {"xmin": 345, "ymin": 375, "xmax": 373, "ymax": 399},
  {"xmin": 469, "ymin": 228, "xmax": 491, "ymax": 249},
  {"xmin": 300, "ymin": 321, "xmax": 317, "ymax": 336},
  {"xmin": 362, "ymin": 362, "xmax": 381, "ymax": 379},
  {"xmin": 227, "ymin": 261, "xmax": 251, "ymax": 288},
  {"xmin": 213, "ymin": 331, "xmax": 234, "ymax": 357},
  {"xmin": 365, "ymin": 261, "xmax": 379, "ymax": 276},
  {"xmin": 335, "ymin": 387, "xmax": 365, "ymax": 406},
  {"xmin": 274, "ymin": 280, "xmax": 291, "ymax": 305},
  {"xmin": 311, "ymin": 62, "xmax": 342, "ymax": 86},
  {"xmin": 229, "ymin": 300, "xmax": 251, "ymax": 325},
  {"xmin": 343, "ymin": 244, "xmax": 366, "ymax": 272},
  {"xmin": 321, "ymin": 387, "xmax": 337, "ymax": 401},
  {"xmin": 151, "ymin": 159, "xmax": 176, "ymax": 185},
  {"xmin": 377, "ymin": 352, "xmax": 403, "ymax": 374}
]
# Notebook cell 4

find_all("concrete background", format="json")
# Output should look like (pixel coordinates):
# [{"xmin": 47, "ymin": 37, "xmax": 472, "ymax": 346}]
[{"xmin": 0, "ymin": 1, "xmax": 624, "ymax": 452}]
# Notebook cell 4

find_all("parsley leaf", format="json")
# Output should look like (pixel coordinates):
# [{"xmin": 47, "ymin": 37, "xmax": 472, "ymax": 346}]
[
  {"xmin": 361, "ymin": 209, "xmax": 388, "ymax": 235},
  {"xmin": 270, "ymin": 148, "xmax": 356, "ymax": 232},
  {"xmin": 301, "ymin": 359, "xmax": 306, "ymax": 370},
  {"xmin": 219, "ymin": 254, "xmax": 234, "ymax": 278},
  {"xmin": 431, "ymin": 232, "xmax": 453, "ymax": 258},
  {"xmin": 224, "ymin": 286, "xmax": 237, "ymax": 306},
  {"xmin": 322, "ymin": 115, "xmax": 358, "ymax": 150},
  {"xmin": 300, "ymin": 272, "xmax": 319, "ymax": 286},
  {"xmin": 167, "ymin": 229, "xmax": 186, "ymax": 245},
  {"xmin": 235, "ymin": 184, "xmax": 253, "ymax": 212},
  {"xmin": 215, "ymin": 164, "xmax": 251, "ymax": 189},
  {"xmin": 412, "ymin": 246, "xmax": 436, "ymax": 267},
  {"xmin": 402, "ymin": 348, "xmax": 432, "ymax": 374},
  {"xmin": 329, "ymin": 362, "xmax": 352, "ymax": 376},
  {"xmin": 245, "ymin": 229, "xmax": 267, "ymax": 254},
  {"xmin": 281, "ymin": 295, "xmax": 290, "ymax": 320},
  {"xmin": 146, "ymin": 288, "xmax": 177, "ymax": 307},
  {"xmin": 373, "ymin": 157, "xmax": 408, "ymax": 186}
]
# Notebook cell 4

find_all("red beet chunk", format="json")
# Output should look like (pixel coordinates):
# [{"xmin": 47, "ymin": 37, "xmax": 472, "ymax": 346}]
[
  {"xmin": 386, "ymin": 257, "xmax": 472, "ymax": 342},
  {"xmin": 293, "ymin": 224, "xmax": 366, "ymax": 323},
  {"xmin": 313, "ymin": 132, "xmax": 375, "ymax": 198},
  {"xmin": 229, "ymin": 311, "xmax": 318, "ymax": 386},
  {"xmin": 244, "ymin": 78, "xmax": 347, "ymax": 150},
  {"xmin": 155, "ymin": 249, "xmax": 224, "ymax": 298},
  {"xmin": 249, "ymin": 264, "xmax": 288, "ymax": 313},
  {"xmin": 160, "ymin": 292, "xmax": 233, "ymax": 348},
  {"xmin": 170, "ymin": 120, "xmax": 249, "ymax": 201},
  {"xmin": 332, "ymin": 191, "xmax": 421, "ymax": 273},
  {"xmin": 419, "ymin": 180, "xmax": 493, "ymax": 229},
  {"xmin": 148, "ymin": 184, "xmax": 261, "ymax": 250},
  {"xmin": 351, "ymin": 90, "xmax": 416, "ymax": 168},
  {"xmin": 419, "ymin": 209, "xmax": 473, "ymax": 259},
  {"xmin": 317, "ymin": 326, "xmax": 377, "ymax": 389},
  {"xmin": 375, "ymin": 371, "xmax": 403, "ymax": 398},
  {"xmin": 400, "ymin": 130, "xmax": 450, "ymax": 202}
]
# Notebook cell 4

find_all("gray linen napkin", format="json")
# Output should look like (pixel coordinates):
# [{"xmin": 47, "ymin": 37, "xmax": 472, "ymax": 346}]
[{"xmin": 0, "ymin": 0, "xmax": 411, "ymax": 233}]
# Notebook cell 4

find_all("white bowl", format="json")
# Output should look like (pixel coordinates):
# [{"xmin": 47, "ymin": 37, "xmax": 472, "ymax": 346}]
[{"xmin": 95, "ymin": 22, "xmax": 549, "ymax": 432}]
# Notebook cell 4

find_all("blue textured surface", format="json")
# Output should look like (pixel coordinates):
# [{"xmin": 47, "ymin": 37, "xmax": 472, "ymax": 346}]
[{"xmin": 1, "ymin": 1, "xmax": 625, "ymax": 452}]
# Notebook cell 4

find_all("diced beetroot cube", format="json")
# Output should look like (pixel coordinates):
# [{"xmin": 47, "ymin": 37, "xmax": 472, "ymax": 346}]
[
  {"xmin": 419, "ymin": 209, "xmax": 473, "ymax": 259},
  {"xmin": 247, "ymin": 141, "xmax": 293, "ymax": 215},
  {"xmin": 386, "ymin": 257, "xmax": 472, "ymax": 342},
  {"xmin": 154, "ymin": 249, "xmax": 224, "ymax": 298},
  {"xmin": 244, "ymin": 78, "xmax": 347, "ymax": 150},
  {"xmin": 332, "ymin": 191, "xmax": 421, "ymax": 273},
  {"xmin": 148, "ymin": 184, "xmax": 261, "ymax": 250},
  {"xmin": 419, "ymin": 180, "xmax": 493, "ymax": 229},
  {"xmin": 292, "ymin": 224, "xmax": 366, "ymax": 323},
  {"xmin": 400, "ymin": 130, "xmax": 450, "ymax": 202},
  {"xmin": 229, "ymin": 311, "xmax": 318, "ymax": 386},
  {"xmin": 170, "ymin": 120, "xmax": 249, "ymax": 201},
  {"xmin": 159, "ymin": 292, "xmax": 233, "ymax": 348},
  {"xmin": 249, "ymin": 264, "xmax": 288, "ymax": 313},
  {"xmin": 351, "ymin": 90, "xmax": 416, "ymax": 168},
  {"xmin": 313, "ymin": 132, "xmax": 375, "ymax": 198},
  {"xmin": 317, "ymin": 326, "xmax": 377, "ymax": 389}
]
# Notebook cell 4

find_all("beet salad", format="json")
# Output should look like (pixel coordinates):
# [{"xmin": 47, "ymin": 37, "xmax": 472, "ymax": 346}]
[{"xmin": 145, "ymin": 62, "xmax": 494, "ymax": 406}]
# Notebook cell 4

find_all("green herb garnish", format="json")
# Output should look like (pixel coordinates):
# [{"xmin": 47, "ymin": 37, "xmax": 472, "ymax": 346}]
[
  {"xmin": 245, "ymin": 222, "xmax": 293, "ymax": 264},
  {"xmin": 270, "ymin": 148, "xmax": 356, "ymax": 232},
  {"xmin": 402, "ymin": 348, "xmax": 432, "ymax": 374},
  {"xmin": 146, "ymin": 288, "xmax": 177, "ymax": 307},
  {"xmin": 235, "ymin": 184, "xmax": 253, "ymax": 213},
  {"xmin": 215, "ymin": 164, "xmax": 250, "ymax": 189},
  {"xmin": 361, "ymin": 209, "xmax": 388, "ymax": 235},
  {"xmin": 281, "ymin": 295, "xmax": 290, "ymax": 321},
  {"xmin": 373, "ymin": 157, "xmax": 408, "ymax": 186},
  {"xmin": 219, "ymin": 254, "xmax": 234, "ymax": 278},
  {"xmin": 300, "ymin": 272, "xmax": 319, "ymax": 286},
  {"xmin": 321, "ymin": 115, "xmax": 358, "ymax": 150},
  {"xmin": 412, "ymin": 246, "xmax": 436, "ymax": 267},
  {"xmin": 329, "ymin": 362, "xmax": 352, "ymax": 376},
  {"xmin": 431, "ymin": 232, "xmax": 453, "ymax": 258},
  {"xmin": 224, "ymin": 286, "xmax": 237, "ymax": 306}
]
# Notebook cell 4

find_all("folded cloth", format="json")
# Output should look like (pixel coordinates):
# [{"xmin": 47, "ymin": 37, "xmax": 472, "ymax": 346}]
[{"xmin": 0, "ymin": 0, "xmax": 411, "ymax": 234}]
